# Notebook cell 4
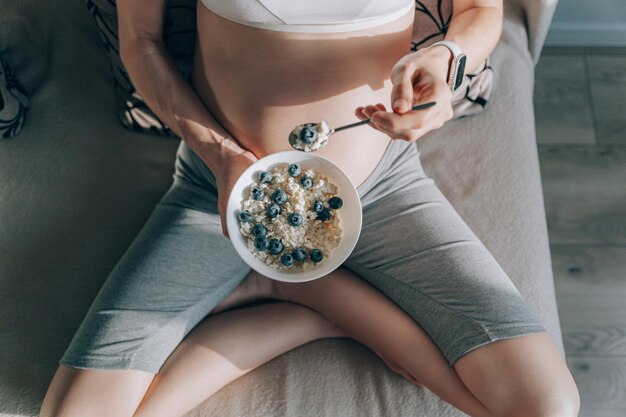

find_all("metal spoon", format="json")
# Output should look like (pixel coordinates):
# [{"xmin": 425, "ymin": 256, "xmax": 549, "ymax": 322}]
[{"xmin": 289, "ymin": 101, "xmax": 437, "ymax": 152}]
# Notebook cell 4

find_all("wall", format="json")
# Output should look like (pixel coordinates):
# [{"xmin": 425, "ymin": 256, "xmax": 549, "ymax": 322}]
[{"xmin": 545, "ymin": 0, "xmax": 626, "ymax": 46}]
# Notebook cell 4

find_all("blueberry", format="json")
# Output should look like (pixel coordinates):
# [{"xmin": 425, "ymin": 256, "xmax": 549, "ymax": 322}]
[
  {"xmin": 266, "ymin": 203, "xmax": 281, "ymax": 219},
  {"xmin": 258, "ymin": 170, "xmax": 273, "ymax": 183},
  {"xmin": 299, "ymin": 176, "xmax": 313, "ymax": 189},
  {"xmin": 251, "ymin": 186, "xmax": 264, "ymax": 201},
  {"xmin": 316, "ymin": 208, "xmax": 331, "ymax": 221},
  {"xmin": 312, "ymin": 200, "xmax": 324, "ymax": 213},
  {"xmin": 310, "ymin": 249, "xmax": 323, "ymax": 263},
  {"xmin": 252, "ymin": 223, "xmax": 267, "ymax": 238},
  {"xmin": 288, "ymin": 212, "xmax": 303, "ymax": 226},
  {"xmin": 269, "ymin": 239, "xmax": 284, "ymax": 255},
  {"xmin": 300, "ymin": 126, "xmax": 317, "ymax": 144},
  {"xmin": 237, "ymin": 210, "xmax": 253, "ymax": 223},
  {"xmin": 254, "ymin": 237, "xmax": 269, "ymax": 251},
  {"xmin": 328, "ymin": 196, "xmax": 343, "ymax": 209},
  {"xmin": 280, "ymin": 253, "xmax": 294, "ymax": 267},
  {"xmin": 292, "ymin": 247, "xmax": 306, "ymax": 262},
  {"xmin": 272, "ymin": 189, "xmax": 288, "ymax": 205},
  {"xmin": 287, "ymin": 163, "xmax": 301, "ymax": 177}
]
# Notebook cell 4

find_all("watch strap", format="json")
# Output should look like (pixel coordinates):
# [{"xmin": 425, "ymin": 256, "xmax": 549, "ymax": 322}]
[
  {"xmin": 427, "ymin": 40, "xmax": 466, "ymax": 92},
  {"xmin": 429, "ymin": 40, "xmax": 462, "ymax": 59}
]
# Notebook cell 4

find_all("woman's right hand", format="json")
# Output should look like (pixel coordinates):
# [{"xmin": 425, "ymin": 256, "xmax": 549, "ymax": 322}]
[{"xmin": 211, "ymin": 149, "xmax": 258, "ymax": 239}]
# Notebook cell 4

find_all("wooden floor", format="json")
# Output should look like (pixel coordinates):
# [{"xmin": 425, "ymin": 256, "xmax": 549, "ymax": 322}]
[{"xmin": 535, "ymin": 47, "xmax": 626, "ymax": 417}]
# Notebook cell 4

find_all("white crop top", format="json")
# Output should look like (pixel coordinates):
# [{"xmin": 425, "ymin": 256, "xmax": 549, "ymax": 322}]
[{"xmin": 199, "ymin": 0, "xmax": 415, "ymax": 33}]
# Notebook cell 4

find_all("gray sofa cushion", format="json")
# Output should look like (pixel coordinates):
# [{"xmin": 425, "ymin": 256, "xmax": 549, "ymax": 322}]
[{"xmin": 0, "ymin": 0, "xmax": 560, "ymax": 416}]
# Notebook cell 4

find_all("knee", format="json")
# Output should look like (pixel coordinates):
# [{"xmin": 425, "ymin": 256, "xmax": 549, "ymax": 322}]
[{"xmin": 504, "ymin": 384, "xmax": 580, "ymax": 417}]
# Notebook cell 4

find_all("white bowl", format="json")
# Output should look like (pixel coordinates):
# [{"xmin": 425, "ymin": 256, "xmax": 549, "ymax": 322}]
[{"xmin": 226, "ymin": 151, "xmax": 362, "ymax": 283}]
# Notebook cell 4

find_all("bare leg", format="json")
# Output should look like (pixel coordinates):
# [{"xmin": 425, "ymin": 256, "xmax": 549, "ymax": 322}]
[
  {"xmin": 39, "ymin": 366, "xmax": 153, "ymax": 417},
  {"xmin": 271, "ymin": 267, "xmax": 496, "ymax": 417},
  {"xmin": 453, "ymin": 334, "xmax": 580, "ymax": 417},
  {"xmin": 210, "ymin": 268, "xmax": 276, "ymax": 315},
  {"xmin": 133, "ymin": 301, "xmax": 346, "ymax": 417},
  {"xmin": 272, "ymin": 266, "xmax": 580, "ymax": 417},
  {"xmin": 40, "ymin": 272, "xmax": 346, "ymax": 417}
]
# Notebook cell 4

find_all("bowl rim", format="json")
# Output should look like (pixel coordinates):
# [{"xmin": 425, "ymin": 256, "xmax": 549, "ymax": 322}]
[{"xmin": 226, "ymin": 150, "xmax": 362, "ymax": 282}]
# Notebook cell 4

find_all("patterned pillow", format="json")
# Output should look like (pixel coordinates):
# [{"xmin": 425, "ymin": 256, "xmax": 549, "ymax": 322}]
[
  {"xmin": 0, "ymin": 55, "xmax": 29, "ymax": 139},
  {"xmin": 85, "ymin": 0, "xmax": 195, "ymax": 136},
  {"xmin": 86, "ymin": 0, "xmax": 493, "ymax": 137}
]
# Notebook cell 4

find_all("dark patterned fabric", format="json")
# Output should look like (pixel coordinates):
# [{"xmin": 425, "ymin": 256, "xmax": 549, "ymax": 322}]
[
  {"xmin": 86, "ymin": 0, "xmax": 493, "ymax": 137},
  {"xmin": 86, "ymin": 0, "xmax": 195, "ymax": 136},
  {"xmin": 0, "ymin": 55, "xmax": 29, "ymax": 139}
]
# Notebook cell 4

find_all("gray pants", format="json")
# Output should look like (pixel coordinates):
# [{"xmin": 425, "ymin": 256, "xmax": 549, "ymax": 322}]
[{"xmin": 60, "ymin": 139, "xmax": 545, "ymax": 374}]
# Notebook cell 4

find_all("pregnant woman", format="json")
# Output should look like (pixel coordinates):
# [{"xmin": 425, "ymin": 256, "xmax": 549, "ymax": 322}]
[{"xmin": 41, "ymin": 1, "xmax": 579, "ymax": 416}]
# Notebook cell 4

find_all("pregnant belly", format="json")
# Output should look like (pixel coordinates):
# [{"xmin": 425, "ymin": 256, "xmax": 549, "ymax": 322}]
[{"xmin": 191, "ymin": 4, "xmax": 415, "ymax": 188}]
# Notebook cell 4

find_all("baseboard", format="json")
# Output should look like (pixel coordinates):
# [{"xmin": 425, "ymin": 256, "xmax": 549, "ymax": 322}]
[{"xmin": 545, "ymin": 22, "xmax": 626, "ymax": 46}]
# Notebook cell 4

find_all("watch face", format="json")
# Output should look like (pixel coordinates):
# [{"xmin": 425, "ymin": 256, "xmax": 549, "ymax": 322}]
[{"xmin": 453, "ymin": 55, "xmax": 467, "ymax": 91}]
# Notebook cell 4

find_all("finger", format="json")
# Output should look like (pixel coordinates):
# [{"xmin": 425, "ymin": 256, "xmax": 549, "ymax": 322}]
[
  {"xmin": 365, "ymin": 106, "xmax": 395, "ymax": 135},
  {"xmin": 390, "ymin": 61, "xmax": 416, "ymax": 114},
  {"xmin": 221, "ymin": 219, "xmax": 230, "ymax": 238},
  {"xmin": 371, "ymin": 102, "xmax": 442, "ymax": 141},
  {"xmin": 362, "ymin": 105, "xmax": 380, "ymax": 119},
  {"xmin": 373, "ymin": 81, "xmax": 450, "ymax": 132},
  {"xmin": 355, "ymin": 106, "xmax": 369, "ymax": 120},
  {"xmin": 219, "ymin": 207, "xmax": 230, "ymax": 238},
  {"xmin": 374, "ymin": 109, "xmax": 445, "ymax": 141},
  {"xmin": 356, "ymin": 103, "xmax": 387, "ymax": 120}
]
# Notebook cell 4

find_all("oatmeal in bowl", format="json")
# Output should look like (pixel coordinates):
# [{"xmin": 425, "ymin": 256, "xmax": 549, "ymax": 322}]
[
  {"xmin": 226, "ymin": 151, "xmax": 362, "ymax": 283},
  {"xmin": 238, "ymin": 163, "xmax": 343, "ymax": 270}
]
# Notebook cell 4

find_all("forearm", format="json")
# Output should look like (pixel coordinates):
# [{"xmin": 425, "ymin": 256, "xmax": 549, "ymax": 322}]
[
  {"xmin": 120, "ymin": 37, "xmax": 245, "ymax": 172},
  {"xmin": 413, "ymin": 1, "xmax": 503, "ymax": 80},
  {"xmin": 444, "ymin": 3, "xmax": 503, "ymax": 72}
]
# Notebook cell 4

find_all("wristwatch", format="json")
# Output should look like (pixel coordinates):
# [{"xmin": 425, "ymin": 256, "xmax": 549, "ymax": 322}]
[{"xmin": 427, "ymin": 40, "xmax": 467, "ymax": 92}]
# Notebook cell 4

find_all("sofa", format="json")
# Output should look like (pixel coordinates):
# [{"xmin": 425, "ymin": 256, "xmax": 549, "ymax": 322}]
[{"xmin": 0, "ymin": 0, "xmax": 560, "ymax": 415}]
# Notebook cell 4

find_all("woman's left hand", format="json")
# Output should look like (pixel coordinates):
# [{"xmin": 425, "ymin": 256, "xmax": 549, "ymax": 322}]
[{"xmin": 355, "ymin": 46, "xmax": 455, "ymax": 142}]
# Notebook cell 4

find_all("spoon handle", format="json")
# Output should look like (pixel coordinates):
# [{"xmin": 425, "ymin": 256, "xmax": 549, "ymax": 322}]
[{"xmin": 333, "ymin": 101, "xmax": 437, "ymax": 133}]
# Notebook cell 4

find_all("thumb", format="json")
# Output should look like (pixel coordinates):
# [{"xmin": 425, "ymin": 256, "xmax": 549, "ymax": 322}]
[
  {"xmin": 219, "ymin": 203, "xmax": 231, "ymax": 239},
  {"xmin": 390, "ymin": 63, "xmax": 415, "ymax": 114}
]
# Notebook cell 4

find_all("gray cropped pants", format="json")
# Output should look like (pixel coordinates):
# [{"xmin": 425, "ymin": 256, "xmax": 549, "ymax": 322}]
[{"xmin": 60, "ymin": 138, "xmax": 545, "ymax": 374}]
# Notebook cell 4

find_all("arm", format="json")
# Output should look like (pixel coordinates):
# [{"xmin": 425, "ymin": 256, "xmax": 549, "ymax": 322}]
[
  {"xmin": 117, "ymin": 0, "xmax": 257, "ymax": 236},
  {"xmin": 438, "ymin": 0, "xmax": 503, "ymax": 77},
  {"xmin": 356, "ymin": 0, "xmax": 503, "ymax": 141}
]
